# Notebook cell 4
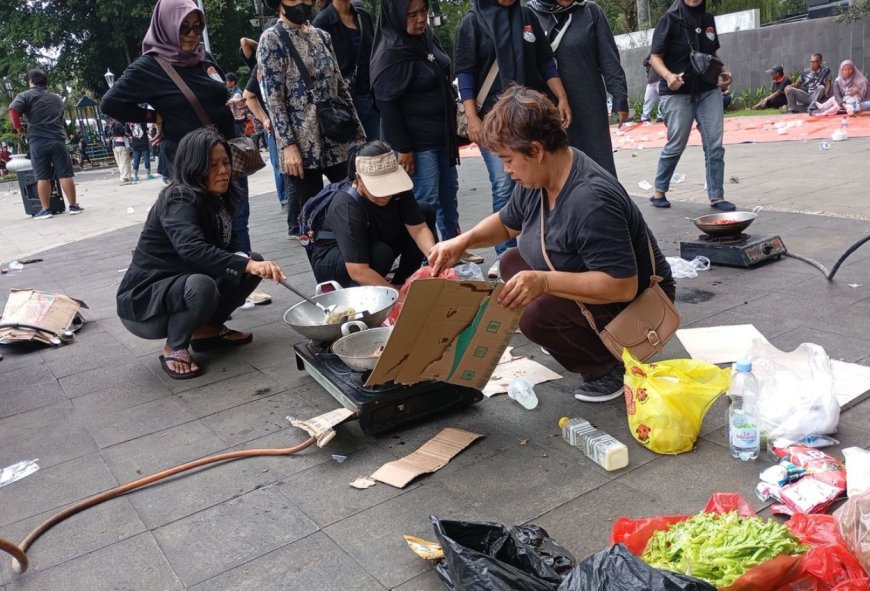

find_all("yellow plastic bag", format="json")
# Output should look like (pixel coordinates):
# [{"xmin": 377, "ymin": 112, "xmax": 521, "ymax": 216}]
[{"xmin": 622, "ymin": 350, "xmax": 730, "ymax": 455}]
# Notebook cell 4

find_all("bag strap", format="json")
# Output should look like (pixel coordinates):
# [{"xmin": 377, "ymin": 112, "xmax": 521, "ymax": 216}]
[
  {"xmin": 153, "ymin": 56, "xmax": 213, "ymax": 128},
  {"xmin": 275, "ymin": 25, "xmax": 314, "ymax": 90},
  {"xmin": 476, "ymin": 61, "xmax": 499, "ymax": 110},
  {"xmin": 537, "ymin": 195, "xmax": 660, "ymax": 334}
]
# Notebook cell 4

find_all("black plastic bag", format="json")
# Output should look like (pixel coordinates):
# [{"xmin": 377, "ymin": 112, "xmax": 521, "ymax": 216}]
[
  {"xmin": 430, "ymin": 516, "xmax": 574, "ymax": 591},
  {"xmin": 558, "ymin": 544, "xmax": 716, "ymax": 591}
]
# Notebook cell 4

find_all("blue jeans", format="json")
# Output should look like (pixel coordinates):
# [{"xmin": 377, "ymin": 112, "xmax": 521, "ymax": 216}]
[
  {"xmin": 480, "ymin": 147, "xmax": 517, "ymax": 256},
  {"xmin": 655, "ymin": 89, "xmax": 725, "ymax": 201},
  {"xmin": 132, "ymin": 147, "xmax": 151, "ymax": 175},
  {"xmin": 232, "ymin": 176, "xmax": 251, "ymax": 253},
  {"xmin": 353, "ymin": 94, "xmax": 381, "ymax": 142},
  {"xmin": 267, "ymin": 131, "xmax": 287, "ymax": 205},
  {"xmin": 410, "ymin": 148, "xmax": 459, "ymax": 241}
]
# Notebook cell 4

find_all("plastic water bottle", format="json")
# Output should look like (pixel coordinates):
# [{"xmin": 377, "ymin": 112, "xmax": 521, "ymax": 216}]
[
  {"xmin": 841, "ymin": 117, "xmax": 849, "ymax": 138},
  {"xmin": 558, "ymin": 417, "xmax": 628, "ymax": 471},
  {"xmin": 507, "ymin": 379, "xmax": 538, "ymax": 410},
  {"xmin": 728, "ymin": 359, "xmax": 760, "ymax": 461}
]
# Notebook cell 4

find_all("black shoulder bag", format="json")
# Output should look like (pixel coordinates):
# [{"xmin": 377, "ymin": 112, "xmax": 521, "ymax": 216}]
[
  {"xmin": 685, "ymin": 27, "xmax": 724, "ymax": 86},
  {"xmin": 275, "ymin": 26, "xmax": 358, "ymax": 143}
]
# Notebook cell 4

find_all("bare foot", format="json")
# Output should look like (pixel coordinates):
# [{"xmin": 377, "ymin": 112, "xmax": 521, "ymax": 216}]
[
  {"xmin": 162, "ymin": 344, "xmax": 200, "ymax": 375},
  {"xmin": 191, "ymin": 325, "xmax": 251, "ymax": 344}
]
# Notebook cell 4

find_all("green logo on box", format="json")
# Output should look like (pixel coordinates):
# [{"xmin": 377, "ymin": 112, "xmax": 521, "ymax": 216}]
[
  {"xmin": 461, "ymin": 370, "xmax": 475, "ymax": 381},
  {"xmin": 486, "ymin": 321, "xmax": 501, "ymax": 333},
  {"xmin": 474, "ymin": 346, "xmax": 488, "ymax": 358}
]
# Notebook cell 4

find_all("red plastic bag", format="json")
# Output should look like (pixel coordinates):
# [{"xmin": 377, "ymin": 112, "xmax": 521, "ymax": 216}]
[
  {"xmin": 384, "ymin": 267, "xmax": 458, "ymax": 326},
  {"xmin": 610, "ymin": 493, "xmax": 870, "ymax": 591}
]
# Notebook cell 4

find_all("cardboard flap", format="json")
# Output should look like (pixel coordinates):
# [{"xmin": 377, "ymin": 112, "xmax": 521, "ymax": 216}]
[{"xmin": 370, "ymin": 428, "xmax": 483, "ymax": 488}]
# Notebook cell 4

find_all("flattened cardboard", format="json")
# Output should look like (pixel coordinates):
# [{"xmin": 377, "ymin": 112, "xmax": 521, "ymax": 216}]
[
  {"xmin": 366, "ymin": 280, "xmax": 521, "ymax": 390},
  {"xmin": 287, "ymin": 407, "xmax": 355, "ymax": 447},
  {"xmin": 0, "ymin": 289, "xmax": 88, "ymax": 346},
  {"xmin": 370, "ymin": 428, "xmax": 483, "ymax": 488}
]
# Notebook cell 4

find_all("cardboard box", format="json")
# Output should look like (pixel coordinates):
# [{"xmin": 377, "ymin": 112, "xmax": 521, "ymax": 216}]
[
  {"xmin": 370, "ymin": 427, "xmax": 483, "ymax": 488},
  {"xmin": 366, "ymin": 279, "xmax": 522, "ymax": 390}
]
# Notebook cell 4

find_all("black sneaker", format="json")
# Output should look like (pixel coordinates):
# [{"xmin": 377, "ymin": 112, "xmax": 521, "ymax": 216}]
[{"xmin": 574, "ymin": 365, "xmax": 625, "ymax": 402}]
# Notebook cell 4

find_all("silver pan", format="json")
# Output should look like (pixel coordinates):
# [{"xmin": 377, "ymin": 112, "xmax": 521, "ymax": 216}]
[
  {"xmin": 689, "ymin": 206, "xmax": 763, "ymax": 237},
  {"xmin": 283, "ymin": 285, "xmax": 398, "ymax": 343},
  {"xmin": 332, "ymin": 326, "xmax": 393, "ymax": 372}
]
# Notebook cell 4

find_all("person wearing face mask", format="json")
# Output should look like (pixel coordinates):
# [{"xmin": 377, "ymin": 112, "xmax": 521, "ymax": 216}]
[
  {"xmin": 101, "ymin": 0, "xmax": 255, "ymax": 256},
  {"xmin": 454, "ymin": 0, "xmax": 572, "ymax": 280},
  {"xmin": 258, "ymin": 0, "xmax": 365, "ymax": 239},
  {"xmin": 309, "ymin": 141, "xmax": 439, "ymax": 287},
  {"xmin": 371, "ymin": 0, "xmax": 462, "ymax": 252},
  {"xmin": 648, "ymin": 0, "xmax": 735, "ymax": 213}
]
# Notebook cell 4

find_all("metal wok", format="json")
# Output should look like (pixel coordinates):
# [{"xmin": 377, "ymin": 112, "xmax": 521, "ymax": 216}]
[
  {"xmin": 332, "ymin": 326, "xmax": 393, "ymax": 372},
  {"xmin": 689, "ymin": 206, "xmax": 763, "ymax": 237},
  {"xmin": 283, "ymin": 285, "xmax": 398, "ymax": 343}
]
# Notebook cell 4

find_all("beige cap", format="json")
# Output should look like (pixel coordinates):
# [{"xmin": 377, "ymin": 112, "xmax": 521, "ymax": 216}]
[{"xmin": 355, "ymin": 152, "xmax": 413, "ymax": 198}]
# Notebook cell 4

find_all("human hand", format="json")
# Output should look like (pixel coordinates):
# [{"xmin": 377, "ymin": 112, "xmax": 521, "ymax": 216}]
[
  {"xmin": 666, "ymin": 72, "xmax": 684, "ymax": 91},
  {"xmin": 427, "ymin": 237, "xmax": 468, "ymax": 276},
  {"xmin": 466, "ymin": 116, "xmax": 482, "ymax": 145},
  {"xmin": 282, "ymin": 144, "xmax": 303, "ymax": 178},
  {"xmin": 246, "ymin": 259, "xmax": 286, "ymax": 283},
  {"xmin": 397, "ymin": 151, "xmax": 415, "ymax": 176},
  {"xmin": 151, "ymin": 113, "xmax": 163, "ymax": 147},
  {"xmin": 557, "ymin": 96, "xmax": 572, "ymax": 129},
  {"xmin": 498, "ymin": 270, "xmax": 547, "ymax": 309},
  {"xmin": 616, "ymin": 111, "xmax": 629, "ymax": 128}
]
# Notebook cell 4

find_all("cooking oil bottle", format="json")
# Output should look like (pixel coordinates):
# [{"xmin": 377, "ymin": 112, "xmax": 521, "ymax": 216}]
[{"xmin": 558, "ymin": 417, "xmax": 628, "ymax": 471}]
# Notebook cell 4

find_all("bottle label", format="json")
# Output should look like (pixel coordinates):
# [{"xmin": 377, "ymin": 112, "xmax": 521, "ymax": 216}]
[
  {"xmin": 564, "ymin": 419, "xmax": 622, "ymax": 467},
  {"xmin": 730, "ymin": 412, "xmax": 758, "ymax": 449}
]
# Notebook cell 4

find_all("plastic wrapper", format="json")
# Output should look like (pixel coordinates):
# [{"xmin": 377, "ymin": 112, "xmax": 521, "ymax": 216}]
[
  {"xmin": 767, "ymin": 443, "xmax": 847, "ymax": 514},
  {"xmin": 385, "ymin": 266, "xmax": 459, "ymax": 326},
  {"xmin": 747, "ymin": 342, "xmax": 839, "ymax": 440},
  {"xmin": 666, "ymin": 256, "xmax": 711, "ymax": 279},
  {"xmin": 834, "ymin": 489, "xmax": 870, "ymax": 574},
  {"xmin": 843, "ymin": 447, "xmax": 870, "ymax": 498},
  {"xmin": 623, "ymin": 351, "xmax": 730, "ymax": 455},
  {"xmin": 0, "ymin": 459, "xmax": 39, "ymax": 488}
]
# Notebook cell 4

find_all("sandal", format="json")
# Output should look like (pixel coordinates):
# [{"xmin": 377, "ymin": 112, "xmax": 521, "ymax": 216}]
[
  {"xmin": 190, "ymin": 326, "xmax": 253, "ymax": 352},
  {"xmin": 159, "ymin": 349, "xmax": 202, "ymax": 380}
]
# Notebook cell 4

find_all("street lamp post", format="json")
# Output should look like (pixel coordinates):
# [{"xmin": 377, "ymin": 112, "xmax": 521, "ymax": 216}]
[{"xmin": 104, "ymin": 69, "xmax": 115, "ymax": 89}]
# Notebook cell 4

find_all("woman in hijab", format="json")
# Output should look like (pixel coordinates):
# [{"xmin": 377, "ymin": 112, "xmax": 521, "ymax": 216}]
[
  {"xmin": 648, "ymin": 0, "xmax": 735, "ymax": 212},
  {"xmin": 528, "ymin": 0, "xmax": 627, "ymax": 177},
  {"xmin": 814, "ymin": 60, "xmax": 870, "ymax": 116},
  {"xmin": 101, "ymin": 0, "xmax": 254, "ymax": 254},
  {"xmin": 453, "ymin": 0, "xmax": 571, "ymax": 279},
  {"xmin": 370, "ymin": 0, "xmax": 461, "ymax": 246}
]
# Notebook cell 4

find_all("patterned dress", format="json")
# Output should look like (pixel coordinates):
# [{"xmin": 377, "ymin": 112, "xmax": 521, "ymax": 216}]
[{"xmin": 257, "ymin": 21, "xmax": 364, "ymax": 171}]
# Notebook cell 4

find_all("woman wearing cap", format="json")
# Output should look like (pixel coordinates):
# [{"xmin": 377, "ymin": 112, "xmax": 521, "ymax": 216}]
[
  {"xmin": 117, "ymin": 129, "xmax": 286, "ymax": 380},
  {"xmin": 428, "ymin": 87, "xmax": 675, "ymax": 403},
  {"xmin": 101, "ymin": 0, "xmax": 254, "ymax": 253},
  {"xmin": 310, "ymin": 141, "xmax": 438, "ymax": 287}
]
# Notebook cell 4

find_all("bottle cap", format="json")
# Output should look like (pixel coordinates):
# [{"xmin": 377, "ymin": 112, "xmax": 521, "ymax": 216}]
[
  {"xmin": 558, "ymin": 417, "xmax": 570, "ymax": 429},
  {"xmin": 735, "ymin": 359, "xmax": 752, "ymax": 372}
]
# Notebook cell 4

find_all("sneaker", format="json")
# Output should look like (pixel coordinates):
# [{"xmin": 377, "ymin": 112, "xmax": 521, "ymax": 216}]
[
  {"xmin": 461, "ymin": 251, "xmax": 485, "ymax": 264},
  {"xmin": 146, "ymin": 174, "xmax": 156, "ymax": 180},
  {"xmin": 248, "ymin": 289, "xmax": 272, "ymax": 305},
  {"xmin": 68, "ymin": 204, "xmax": 85, "ymax": 215},
  {"xmin": 132, "ymin": 175, "xmax": 139, "ymax": 182},
  {"xmin": 487, "ymin": 259, "xmax": 500, "ymax": 279},
  {"xmin": 574, "ymin": 365, "xmax": 625, "ymax": 402},
  {"xmin": 709, "ymin": 200, "xmax": 736, "ymax": 212},
  {"xmin": 32, "ymin": 208, "xmax": 53, "ymax": 220}
]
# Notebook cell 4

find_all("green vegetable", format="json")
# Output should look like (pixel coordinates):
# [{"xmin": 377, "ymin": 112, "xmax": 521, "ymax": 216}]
[{"xmin": 640, "ymin": 511, "xmax": 807, "ymax": 588}]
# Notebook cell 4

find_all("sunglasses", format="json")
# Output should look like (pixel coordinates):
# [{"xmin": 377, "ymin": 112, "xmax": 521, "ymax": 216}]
[{"xmin": 180, "ymin": 23, "xmax": 204, "ymax": 36}]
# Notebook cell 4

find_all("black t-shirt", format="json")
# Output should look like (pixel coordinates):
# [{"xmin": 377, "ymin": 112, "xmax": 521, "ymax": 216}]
[
  {"xmin": 651, "ymin": 12, "xmax": 720, "ymax": 96},
  {"xmin": 314, "ymin": 188, "xmax": 425, "ymax": 265},
  {"xmin": 772, "ymin": 77, "xmax": 789, "ymax": 94},
  {"xmin": 499, "ymin": 148, "xmax": 674, "ymax": 298},
  {"xmin": 9, "ymin": 87, "xmax": 67, "ymax": 142},
  {"xmin": 375, "ymin": 61, "xmax": 447, "ymax": 152}
]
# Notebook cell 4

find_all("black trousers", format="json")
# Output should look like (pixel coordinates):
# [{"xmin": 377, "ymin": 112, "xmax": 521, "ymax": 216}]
[{"xmin": 286, "ymin": 161, "xmax": 347, "ymax": 234}]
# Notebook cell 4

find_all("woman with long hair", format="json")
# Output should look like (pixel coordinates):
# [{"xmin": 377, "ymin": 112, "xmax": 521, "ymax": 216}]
[{"xmin": 116, "ymin": 129, "xmax": 285, "ymax": 380}]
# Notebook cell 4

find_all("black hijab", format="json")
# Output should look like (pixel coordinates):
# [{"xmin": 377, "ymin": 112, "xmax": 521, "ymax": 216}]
[
  {"xmin": 667, "ymin": 0, "xmax": 706, "ymax": 31},
  {"xmin": 370, "ymin": 0, "xmax": 449, "ymax": 89},
  {"xmin": 472, "ymin": 0, "xmax": 526, "ymax": 86}
]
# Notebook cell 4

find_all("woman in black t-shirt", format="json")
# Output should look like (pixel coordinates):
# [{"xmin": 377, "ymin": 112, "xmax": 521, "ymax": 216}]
[
  {"xmin": 310, "ymin": 141, "xmax": 438, "ymax": 287},
  {"xmin": 648, "ymin": 0, "xmax": 735, "ymax": 212}
]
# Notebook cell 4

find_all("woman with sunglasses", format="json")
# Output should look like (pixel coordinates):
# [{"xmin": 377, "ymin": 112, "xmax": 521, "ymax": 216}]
[{"xmin": 101, "ymin": 0, "xmax": 255, "ymax": 253}]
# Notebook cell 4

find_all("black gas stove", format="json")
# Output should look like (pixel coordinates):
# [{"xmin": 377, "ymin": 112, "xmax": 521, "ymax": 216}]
[
  {"xmin": 679, "ymin": 233, "xmax": 787, "ymax": 268},
  {"xmin": 294, "ymin": 340, "xmax": 483, "ymax": 434}
]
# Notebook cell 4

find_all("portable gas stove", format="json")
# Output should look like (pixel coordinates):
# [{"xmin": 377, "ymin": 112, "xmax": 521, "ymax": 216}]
[
  {"xmin": 679, "ymin": 233, "xmax": 787, "ymax": 268},
  {"xmin": 294, "ymin": 340, "xmax": 483, "ymax": 434}
]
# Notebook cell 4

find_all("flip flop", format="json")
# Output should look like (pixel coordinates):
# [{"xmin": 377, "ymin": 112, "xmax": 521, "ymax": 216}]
[
  {"xmin": 159, "ymin": 349, "xmax": 202, "ymax": 380},
  {"xmin": 190, "ymin": 326, "xmax": 253, "ymax": 352}
]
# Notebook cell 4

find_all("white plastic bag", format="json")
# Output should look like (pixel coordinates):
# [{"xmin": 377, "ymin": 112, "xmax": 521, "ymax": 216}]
[
  {"xmin": 843, "ymin": 447, "xmax": 870, "ymax": 498},
  {"xmin": 747, "ymin": 341, "xmax": 839, "ymax": 440},
  {"xmin": 666, "ymin": 256, "xmax": 710, "ymax": 279}
]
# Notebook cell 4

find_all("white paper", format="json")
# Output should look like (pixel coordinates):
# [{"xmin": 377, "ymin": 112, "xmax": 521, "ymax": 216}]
[
  {"xmin": 676, "ymin": 324, "xmax": 770, "ymax": 365},
  {"xmin": 832, "ymin": 360, "xmax": 870, "ymax": 410},
  {"xmin": 483, "ymin": 356, "xmax": 563, "ymax": 397}
]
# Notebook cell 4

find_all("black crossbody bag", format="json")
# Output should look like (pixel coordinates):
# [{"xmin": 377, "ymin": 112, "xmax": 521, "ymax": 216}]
[{"xmin": 685, "ymin": 28, "xmax": 723, "ymax": 86}]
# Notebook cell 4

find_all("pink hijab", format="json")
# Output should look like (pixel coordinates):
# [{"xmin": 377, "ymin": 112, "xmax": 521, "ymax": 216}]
[
  {"xmin": 836, "ymin": 59, "xmax": 868, "ymax": 99},
  {"xmin": 142, "ymin": 0, "xmax": 205, "ymax": 67}
]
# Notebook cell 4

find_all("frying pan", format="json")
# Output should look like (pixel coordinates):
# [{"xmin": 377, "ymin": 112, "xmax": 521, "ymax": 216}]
[
  {"xmin": 282, "ymin": 285, "xmax": 398, "ymax": 343},
  {"xmin": 331, "ymin": 326, "xmax": 393, "ymax": 372},
  {"xmin": 689, "ymin": 206, "xmax": 763, "ymax": 237}
]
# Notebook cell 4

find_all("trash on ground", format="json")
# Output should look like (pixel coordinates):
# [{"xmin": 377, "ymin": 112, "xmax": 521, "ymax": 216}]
[
  {"xmin": 507, "ymin": 378, "xmax": 538, "ymax": 409},
  {"xmin": 730, "ymin": 175, "xmax": 740, "ymax": 184},
  {"xmin": 675, "ymin": 323, "xmax": 768, "ymax": 365},
  {"xmin": 17, "ymin": 258, "xmax": 43, "ymax": 265},
  {"xmin": 0, "ymin": 459, "xmax": 39, "ymax": 488},
  {"xmin": 0, "ymin": 289, "xmax": 88, "ymax": 347},
  {"xmin": 331, "ymin": 453, "xmax": 348, "ymax": 463},
  {"xmin": 126, "ymin": 207, "xmax": 135, "ymax": 214},
  {"xmin": 482, "ymin": 346, "xmax": 562, "ymax": 397},
  {"xmin": 623, "ymin": 350, "xmax": 729, "ymax": 455},
  {"xmin": 370, "ymin": 428, "xmax": 482, "ymax": 488},
  {"xmin": 760, "ymin": 442, "xmax": 847, "ymax": 515},
  {"xmin": 637, "ymin": 180, "xmax": 653, "ymax": 191},
  {"xmin": 559, "ymin": 416, "xmax": 628, "ymax": 471},
  {"xmin": 666, "ymin": 255, "xmax": 710, "ymax": 279},
  {"xmin": 403, "ymin": 535, "xmax": 443, "ymax": 561},
  {"xmin": 8, "ymin": 260, "xmax": 23, "ymax": 270},
  {"xmin": 843, "ymin": 447, "xmax": 870, "ymax": 497},
  {"xmin": 819, "ymin": 141, "xmax": 831, "ymax": 150},
  {"xmin": 349, "ymin": 476, "xmax": 376, "ymax": 489},
  {"xmin": 849, "ymin": 283, "xmax": 862, "ymax": 288},
  {"xmin": 671, "ymin": 173, "xmax": 686, "ymax": 184},
  {"xmin": 288, "ymin": 407, "xmax": 355, "ymax": 448}
]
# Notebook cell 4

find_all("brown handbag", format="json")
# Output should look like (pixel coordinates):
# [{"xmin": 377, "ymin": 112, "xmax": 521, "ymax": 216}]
[
  {"xmin": 155, "ymin": 57, "xmax": 266, "ymax": 179},
  {"xmin": 538, "ymin": 197, "xmax": 680, "ymax": 362}
]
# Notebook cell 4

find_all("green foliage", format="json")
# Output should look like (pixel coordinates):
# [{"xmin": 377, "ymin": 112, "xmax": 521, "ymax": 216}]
[{"xmin": 837, "ymin": 0, "xmax": 870, "ymax": 22}]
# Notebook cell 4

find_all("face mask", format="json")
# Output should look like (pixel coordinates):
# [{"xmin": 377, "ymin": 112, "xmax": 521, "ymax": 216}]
[{"xmin": 281, "ymin": 2, "xmax": 312, "ymax": 25}]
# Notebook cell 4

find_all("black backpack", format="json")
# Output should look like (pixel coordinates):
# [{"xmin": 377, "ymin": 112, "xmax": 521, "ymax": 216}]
[{"xmin": 297, "ymin": 182, "xmax": 363, "ymax": 249}]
